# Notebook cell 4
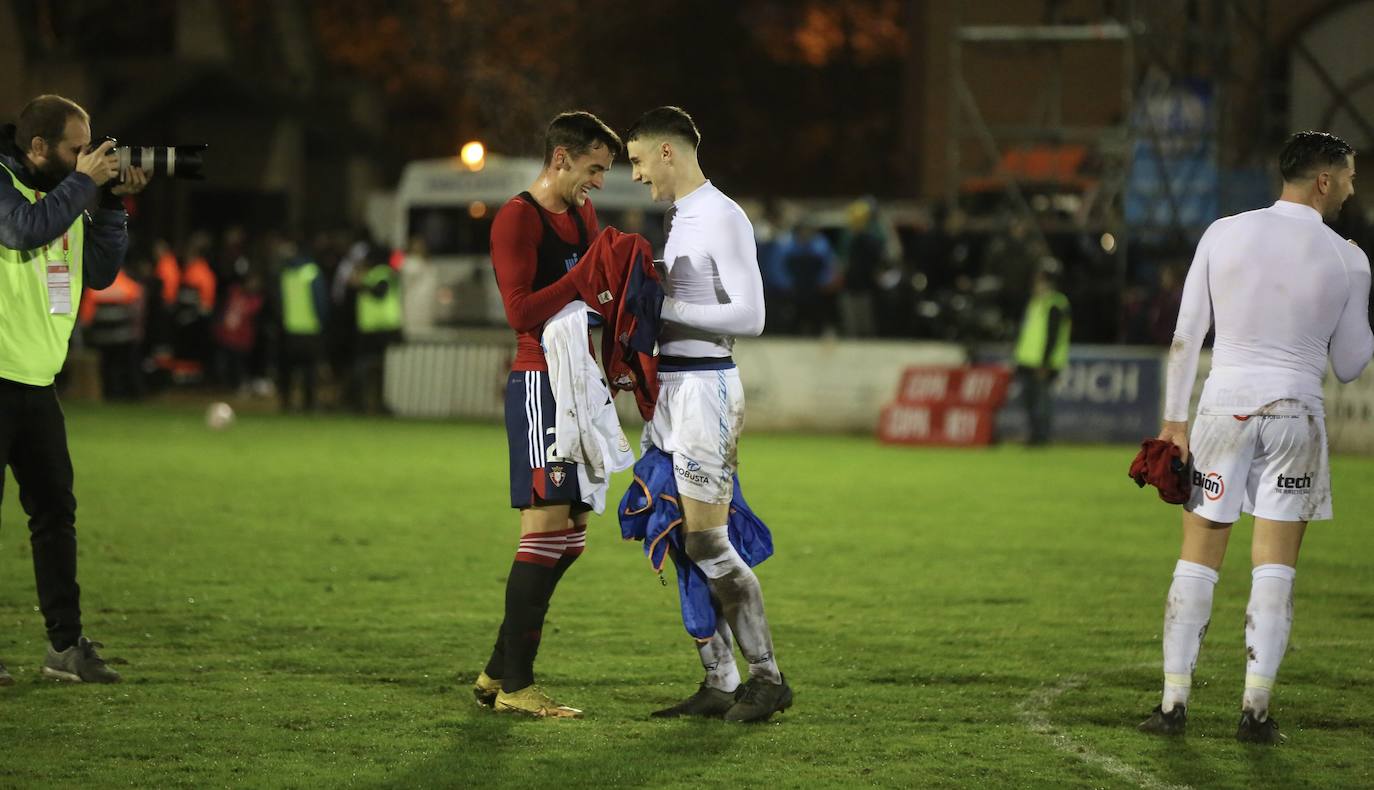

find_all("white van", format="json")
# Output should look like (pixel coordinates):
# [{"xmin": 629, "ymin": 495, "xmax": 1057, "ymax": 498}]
[{"xmin": 393, "ymin": 154, "xmax": 665, "ymax": 338}]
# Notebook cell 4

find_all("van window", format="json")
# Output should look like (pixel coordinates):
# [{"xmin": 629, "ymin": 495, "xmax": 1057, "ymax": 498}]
[
  {"xmin": 598, "ymin": 208, "xmax": 668, "ymax": 255},
  {"xmin": 408, "ymin": 206, "xmax": 494, "ymax": 257}
]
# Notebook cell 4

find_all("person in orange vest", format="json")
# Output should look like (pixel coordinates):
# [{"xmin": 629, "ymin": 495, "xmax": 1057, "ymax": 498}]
[
  {"xmin": 78, "ymin": 261, "xmax": 146, "ymax": 400},
  {"xmin": 171, "ymin": 233, "xmax": 216, "ymax": 381},
  {"xmin": 142, "ymin": 239, "xmax": 179, "ymax": 384},
  {"xmin": 154, "ymin": 238, "xmax": 179, "ymax": 306}
]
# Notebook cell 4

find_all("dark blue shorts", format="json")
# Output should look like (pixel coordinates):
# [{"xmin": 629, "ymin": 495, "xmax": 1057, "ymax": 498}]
[{"xmin": 504, "ymin": 370, "xmax": 588, "ymax": 511}]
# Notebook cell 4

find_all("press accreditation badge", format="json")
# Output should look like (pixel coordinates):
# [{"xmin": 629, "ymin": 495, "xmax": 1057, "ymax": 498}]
[{"xmin": 46, "ymin": 261, "xmax": 72, "ymax": 314}]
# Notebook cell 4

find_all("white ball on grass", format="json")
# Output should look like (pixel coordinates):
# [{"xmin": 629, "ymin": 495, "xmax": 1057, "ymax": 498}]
[{"xmin": 205, "ymin": 402, "xmax": 235, "ymax": 430}]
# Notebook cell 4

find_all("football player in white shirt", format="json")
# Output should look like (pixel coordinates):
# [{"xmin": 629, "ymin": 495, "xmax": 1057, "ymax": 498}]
[
  {"xmin": 1139, "ymin": 131, "xmax": 1371, "ymax": 744},
  {"xmin": 624, "ymin": 106, "xmax": 791, "ymax": 722}
]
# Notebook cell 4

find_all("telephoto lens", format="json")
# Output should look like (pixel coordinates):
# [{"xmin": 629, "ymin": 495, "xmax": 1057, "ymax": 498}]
[{"xmin": 115, "ymin": 144, "xmax": 207, "ymax": 180}]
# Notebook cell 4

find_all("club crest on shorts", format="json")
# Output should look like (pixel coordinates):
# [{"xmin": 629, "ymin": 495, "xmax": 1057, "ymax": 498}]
[{"xmin": 548, "ymin": 464, "xmax": 567, "ymax": 487}]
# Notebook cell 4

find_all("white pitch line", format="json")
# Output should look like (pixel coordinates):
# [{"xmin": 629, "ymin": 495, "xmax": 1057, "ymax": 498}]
[{"xmin": 1017, "ymin": 672, "xmax": 1194, "ymax": 790}]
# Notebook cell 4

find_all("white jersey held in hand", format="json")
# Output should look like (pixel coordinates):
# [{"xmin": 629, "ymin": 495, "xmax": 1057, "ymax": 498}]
[{"xmin": 541, "ymin": 300, "xmax": 634, "ymax": 513}]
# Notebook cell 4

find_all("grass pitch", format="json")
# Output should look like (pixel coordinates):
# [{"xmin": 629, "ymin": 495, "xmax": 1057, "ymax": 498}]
[{"xmin": 1, "ymin": 404, "xmax": 1372, "ymax": 788}]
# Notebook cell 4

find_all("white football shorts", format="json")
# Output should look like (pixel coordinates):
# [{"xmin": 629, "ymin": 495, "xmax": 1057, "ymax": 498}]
[
  {"xmin": 1187, "ymin": 406, "xmax": 1331, "ymax": 523},
  {"xmin": 643, "ymin": 367, "xmax": 745, "ymax": 505}
]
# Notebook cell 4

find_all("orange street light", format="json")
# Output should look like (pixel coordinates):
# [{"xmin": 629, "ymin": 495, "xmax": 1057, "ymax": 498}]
[{"xmin": 460, "ymin": 141, "xmax": 485, "ymax": 171}]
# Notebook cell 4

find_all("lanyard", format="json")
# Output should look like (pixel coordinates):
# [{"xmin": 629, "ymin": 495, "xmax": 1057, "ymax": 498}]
[{"xmin": 33, "ymin": 190, "xmax": 75, "ymax": 314}]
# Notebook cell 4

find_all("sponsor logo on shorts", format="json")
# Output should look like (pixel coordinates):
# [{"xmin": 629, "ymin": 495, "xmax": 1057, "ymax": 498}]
[
  {"xmin": 1192, "ymin": 469, "xmax": 1225, "ymax": 501},
  {"xmin": 674, "ymin": 461, "xmax": 711, "ymax": 487},
  {"xmin": 1233, "ymin": 415, "xmax": 1250, "ymax": 422},
  {"xmin": 548, "ymin": 465, "xmax": 567, "ymax": 488},
  {"xmin": 1275, "ymin": 473, "xmax": 1312, "ymax": 492}
]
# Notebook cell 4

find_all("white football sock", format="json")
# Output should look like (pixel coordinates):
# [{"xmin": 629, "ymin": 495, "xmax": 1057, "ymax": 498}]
[
  {"xmin": 686, "ymin": 526, "xmax": 781, "ymax": 683},
  {"xmin": 1243, "ymin": 563, "xmax": 1296, "ymax": 720},
  {"xmin": 1160, "ymin": 559, "xmax": 1219, "ymax": 712},
  {"xmin": 696, "ymin": 608, "xmax": 740, "ymax": 692}
]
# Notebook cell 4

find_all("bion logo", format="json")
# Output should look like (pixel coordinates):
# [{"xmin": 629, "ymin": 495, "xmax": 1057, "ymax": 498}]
[{"xmin": 1192, "ymin": 469, "xmax": 1225, "ymax": 500}]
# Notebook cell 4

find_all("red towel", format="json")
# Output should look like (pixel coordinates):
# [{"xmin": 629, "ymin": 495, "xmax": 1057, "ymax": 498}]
[{"xmin": 1128, "ymin": 439, "xmax": 1192, "ymax": 505}]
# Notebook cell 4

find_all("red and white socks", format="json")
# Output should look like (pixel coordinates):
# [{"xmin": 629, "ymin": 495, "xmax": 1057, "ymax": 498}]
[{"xmin": 486, "ymin": 526, "xmax": 589, "ymax": 692}]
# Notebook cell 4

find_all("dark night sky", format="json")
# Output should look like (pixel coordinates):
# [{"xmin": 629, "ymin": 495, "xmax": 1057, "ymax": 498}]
[{"xmin": 311, "ymin": 0, "xmax": 913, "ymax": 197}]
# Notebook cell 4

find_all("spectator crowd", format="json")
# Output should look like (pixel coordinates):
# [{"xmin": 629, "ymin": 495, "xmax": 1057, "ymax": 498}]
[
  {"xmin": 74, "ymin": 226, "xmax": 401, "ymax": 412},
  {"xmin": 75, "ymin": 193, "xmax": 1368, "ymax": 407}
]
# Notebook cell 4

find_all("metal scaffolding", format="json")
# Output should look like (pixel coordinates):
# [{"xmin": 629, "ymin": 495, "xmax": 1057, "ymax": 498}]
[{"xmin": 946, "ymin": 10, "xmax": 1135, "ymax": 293}]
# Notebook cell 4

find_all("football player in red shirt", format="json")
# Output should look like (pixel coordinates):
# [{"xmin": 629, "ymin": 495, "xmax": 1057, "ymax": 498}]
[{"xmin": 472, "ymin": 112, "xmax": 621, "ymax": 718}]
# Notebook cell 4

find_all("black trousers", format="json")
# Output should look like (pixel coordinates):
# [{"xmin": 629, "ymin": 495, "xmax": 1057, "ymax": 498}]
[
  {"xmin": 1016, "ymin": 366, "xmax": 1060, "ymax": 446},
  {"xmin": 278, "ymin": 333, "xmax": 322, "ymax": 411},
  {"xmin": 0, "ymin": 378, "xmax": 81, "ymax": 648}
]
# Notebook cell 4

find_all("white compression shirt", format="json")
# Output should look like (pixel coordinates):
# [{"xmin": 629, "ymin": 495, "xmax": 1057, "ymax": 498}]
[
  {"xmin": 658, "ymin": 180, "xmax": 766, "ymax": 358},
  {"xmin": 1164, "ymin": 200, "xmax": 1374, "ymax": 421}
]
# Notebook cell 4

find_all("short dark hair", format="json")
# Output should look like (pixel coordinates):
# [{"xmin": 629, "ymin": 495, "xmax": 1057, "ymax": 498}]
[
  {"xmin": 15, "ymin": 94, "xmax": 89, "ymax": 154},
  {"xmin": 543, "ymin": 111, "xmax": 622, "ymax": 166},
  {"xmin": 1279, "ymin": 131, "xmax": 1355, "ymax": 182},
  {"xmin": 626, "ymin": 106, "xmax": 701, "ymax": 149}
]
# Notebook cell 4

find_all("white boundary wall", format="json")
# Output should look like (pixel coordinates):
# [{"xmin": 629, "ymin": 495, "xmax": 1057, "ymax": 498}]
[
  {"xmin": 385, "ymin": 338, "xmax": 1373, "ymax": 452},
  {"xmin": 730, "ymin": 338, "xmax": 966, "ymax": 432},
  {"xmin": 386, "ymin": 335, "xmax": 966, "ymax": 432}
]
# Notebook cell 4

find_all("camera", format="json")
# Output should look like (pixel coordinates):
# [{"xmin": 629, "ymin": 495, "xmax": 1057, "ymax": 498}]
[{"xmin": 89, "ymin": 136, "xmax": 207, "ymax": 180}]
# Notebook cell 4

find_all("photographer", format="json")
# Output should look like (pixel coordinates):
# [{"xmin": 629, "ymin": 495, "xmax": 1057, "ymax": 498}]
[{"xmin": 0, "ymin": 94, "xmax": 149, "ymax": 685}]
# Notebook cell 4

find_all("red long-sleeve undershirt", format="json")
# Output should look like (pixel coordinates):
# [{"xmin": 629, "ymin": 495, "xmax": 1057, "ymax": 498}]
[{"xmin": 490, "ymin": 196, "xmax": 599, "ymax": 371}]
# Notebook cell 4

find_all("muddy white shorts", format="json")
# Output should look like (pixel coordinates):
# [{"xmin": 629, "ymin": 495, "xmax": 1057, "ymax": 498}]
[
  {"xmin": 642, "ymin": 364, "xmax": 745, "ymax": 505},
  {"xmin": 1187, "ymin": 406, "xmax": 1331, "ymax": 523}
]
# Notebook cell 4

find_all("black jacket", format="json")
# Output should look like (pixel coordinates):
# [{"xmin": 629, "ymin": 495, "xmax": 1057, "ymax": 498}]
[{"xmin": 0, "ymin": 123, "xmax": 127, "ymax": 290}]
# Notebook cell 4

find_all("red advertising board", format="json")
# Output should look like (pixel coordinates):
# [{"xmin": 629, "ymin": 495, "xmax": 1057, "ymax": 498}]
[
  {"xmin": 878, "ymin": 402, "xmax": 998, "ymax": 446},
  {"xmin": 878, "ymin": 365, "xmax": 1011, "ymax": 446}
]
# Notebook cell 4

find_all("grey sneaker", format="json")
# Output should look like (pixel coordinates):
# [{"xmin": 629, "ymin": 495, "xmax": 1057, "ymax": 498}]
[
  {"xmin": 0, "ymin": 660, "xmax": 14, "ymax": 686},
  {"xmin": 42, "ymin": 637, "xmax": 122, "ymax": 683},
  {"xmin": 651, "ymin": 682, "xmax": 741, "ymax": 718},
  {"xmin": 723, "ymin": 675, "xmax": 793, "ymax": 723}
]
